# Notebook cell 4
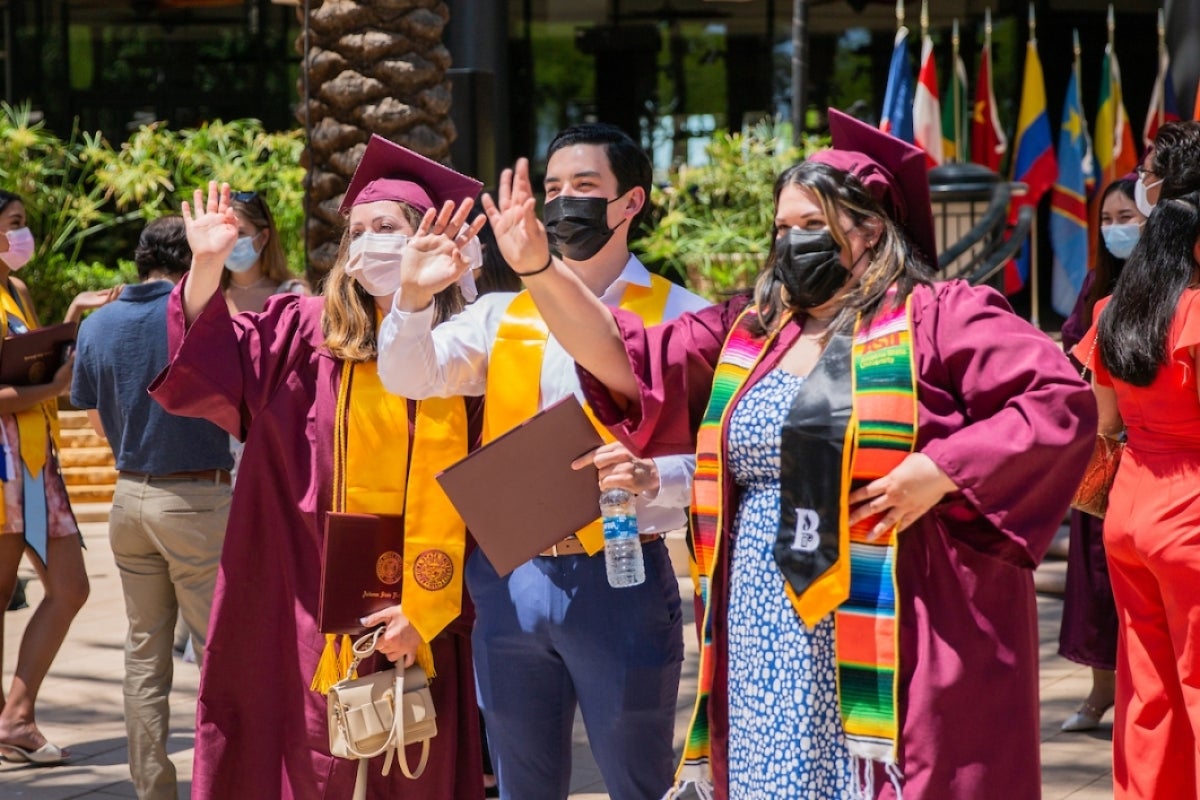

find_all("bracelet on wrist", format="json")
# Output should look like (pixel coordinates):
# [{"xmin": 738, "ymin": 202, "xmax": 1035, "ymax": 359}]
[{"xmin": 514, "ymin": 254, "xmax": 553, "ymax": 277}]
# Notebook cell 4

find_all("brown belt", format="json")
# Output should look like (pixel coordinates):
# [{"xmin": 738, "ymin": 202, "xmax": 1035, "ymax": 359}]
[
  {"xmin": 120, "ymin": 469, "xmax": 231, "ymax": 485},
  {"xmin": 539, "ymin": 533, "xmax": 662, "ymax": 558}
]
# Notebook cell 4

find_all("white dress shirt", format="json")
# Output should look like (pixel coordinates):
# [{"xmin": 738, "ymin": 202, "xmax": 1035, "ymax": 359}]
[{"xmin": 378, "ymin": 255, "xmax": 711, "ymax": 534}]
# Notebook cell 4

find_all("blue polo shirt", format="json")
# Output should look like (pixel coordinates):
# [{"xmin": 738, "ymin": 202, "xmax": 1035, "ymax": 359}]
[{"xmin": 70, "ymin": 280, "xmax": 233, "ymax": 474}]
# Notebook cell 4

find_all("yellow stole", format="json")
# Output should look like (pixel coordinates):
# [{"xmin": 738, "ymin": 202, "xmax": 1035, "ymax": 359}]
[
  {"xmin": 0, "ymin": 286, "xmax": 60, "ymax": 502},
  {"xmin": 483, "ymin": 275, "xmax": 672, "ymax": 554},
  {"xmin": 313, "ymin": 358, "xmax": 468, "ymax": 693}
]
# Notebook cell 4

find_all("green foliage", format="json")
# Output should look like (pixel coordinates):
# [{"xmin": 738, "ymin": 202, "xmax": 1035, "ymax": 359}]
[
  {"xmin": 0, "ymin": 103, "xmax": 306, "ymax": 322},
  {"xmin": 640, "ymin": 120, "xmax": 827, "ymax": 300}
]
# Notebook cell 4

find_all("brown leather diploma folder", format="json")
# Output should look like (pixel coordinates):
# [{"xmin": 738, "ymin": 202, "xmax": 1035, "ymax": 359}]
[
  {"xmin": 0, "ymin": 321, "xmax": 77, "ymax": 386},
  {"xmin": 317, "ymin": 512, "xmax": 406, "ymax": 635},
  {"xmin": 436, "ymin": 396, "xmax": 604, "ymax": 576}
]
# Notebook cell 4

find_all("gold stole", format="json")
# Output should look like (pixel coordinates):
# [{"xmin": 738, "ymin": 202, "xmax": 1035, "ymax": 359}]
[
  {"xmin": 484, "ymin": 275, "xmax": 672, "ymax": 554},
  {"xmin": 0, "ymin": 286, "xmax": 60, "ymax": 512},
  {"xmin": 314, "ymin": 358, "xmax": 468, "ymax": 692}
]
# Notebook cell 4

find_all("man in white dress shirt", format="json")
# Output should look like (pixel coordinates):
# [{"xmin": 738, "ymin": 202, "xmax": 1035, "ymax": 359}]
[{"xmin": 378, "ymin": 123, "xmax": 709, "ymax": 800}]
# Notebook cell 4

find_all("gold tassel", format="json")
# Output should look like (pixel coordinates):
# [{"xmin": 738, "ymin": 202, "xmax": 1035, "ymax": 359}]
[
  {"xmin": 310, "ymin": 634, "xmax": 341, "ymax": 694},
  {"xmin": 415, "ymin": 641, "xmax": 436, "ymax": 681},
  {"xmin": 338, "ymin": 634, "xmax": 356, "ymax": 680}
]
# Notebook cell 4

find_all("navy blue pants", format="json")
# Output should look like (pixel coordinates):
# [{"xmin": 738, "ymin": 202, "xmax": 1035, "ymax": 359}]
[{"xmin": 467, "ymin": 539, "xmax": 684, "ymax": 800}]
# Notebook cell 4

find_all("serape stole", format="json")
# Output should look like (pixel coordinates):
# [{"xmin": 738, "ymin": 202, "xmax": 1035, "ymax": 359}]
[{"xmin": 671, "ymin": 292, "xmax": 915, "ymax": 795}]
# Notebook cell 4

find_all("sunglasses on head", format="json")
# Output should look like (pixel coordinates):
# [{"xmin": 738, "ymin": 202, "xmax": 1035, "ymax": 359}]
[{"xmin": 232, "ymin": 191, "xmax": 260, "ymax": 203}]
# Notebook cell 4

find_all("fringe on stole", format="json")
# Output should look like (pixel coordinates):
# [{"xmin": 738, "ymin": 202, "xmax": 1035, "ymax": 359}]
[
  {"xmin": 850, "ymin": 756, "xmax": 904, "ymax": 800},
  {"xmin": 660, "ymin": 763, "xmax": 715, "ymax": 800}
]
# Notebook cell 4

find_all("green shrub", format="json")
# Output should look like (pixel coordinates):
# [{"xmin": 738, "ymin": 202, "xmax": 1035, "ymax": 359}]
[
  {"xmin": 640, "ymin": 120, "xmax": 827, "ymax": 300},
  {"xmin": 0, "ymin": 103, "xmax": 306, "ymax": 322}
]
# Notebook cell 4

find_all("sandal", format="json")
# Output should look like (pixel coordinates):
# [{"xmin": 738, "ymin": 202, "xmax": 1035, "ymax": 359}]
[{"xmin": 0, "ymin": 740, "xmax": 68, "ymax": 766}]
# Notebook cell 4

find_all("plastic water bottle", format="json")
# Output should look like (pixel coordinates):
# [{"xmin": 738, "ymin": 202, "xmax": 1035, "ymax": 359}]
[{"xmin": 601, "ymin": 488, "xmax": 645, "ymax": 588}]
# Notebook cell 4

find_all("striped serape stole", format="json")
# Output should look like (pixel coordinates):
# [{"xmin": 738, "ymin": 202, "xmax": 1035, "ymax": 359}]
[{"xmin": 838, "ymin": 293, "xmax": 916, "ymax": 774}]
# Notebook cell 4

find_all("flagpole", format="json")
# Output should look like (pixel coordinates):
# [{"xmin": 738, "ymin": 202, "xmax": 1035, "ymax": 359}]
[
  {"xmin": 1156, "ymin": 8, "xmax": 1166, "ymax": 131},
  {"xmin": 952, "ymin": 19, "xmax": 961, "ymax": 163},
  {"xmin": 1028, "ymin": 2, "xmax": 1040, "ymax": 329}
]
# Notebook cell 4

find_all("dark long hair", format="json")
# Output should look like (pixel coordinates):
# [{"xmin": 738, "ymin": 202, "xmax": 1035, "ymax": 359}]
[
  {"xmin": 1099, "ymin": 191, "xmax": 1200, "ymax": 386},
  {"xmin": 751, "ymin": 161, "xmax": 933, "ymax": 336},
  {"xmin": 1083, "ymin": 178, "xmax": 1137, "ymax": 331}
]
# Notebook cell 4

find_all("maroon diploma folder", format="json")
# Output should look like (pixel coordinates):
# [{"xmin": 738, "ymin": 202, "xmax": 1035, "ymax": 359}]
[
  {"xmin": 0, "ymin": 321, "xmax": 77, "ymax": 386},
  {"xmin": 317, "ymin": 512, "xmax": 406, "ymax": 635},
  {"xmin": 436, "ymin": 397, "xmax": 604, "ymax": 577}
]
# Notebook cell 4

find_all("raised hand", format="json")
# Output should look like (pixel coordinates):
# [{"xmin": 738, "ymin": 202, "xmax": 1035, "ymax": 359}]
[
  {"xmin": 395, "ymin": 198, "xmax": 487, "ymax": 311},
  {"xmin": 181, "ymin": 181, "xmax": 239, "ymax": 324},
  {"xmin": 481, "ymin": 158, "xmax": 552, "ymax": 275},
  {"xmin": 181, "ymin": 181, "xmax": 239, "ymax": 271}
]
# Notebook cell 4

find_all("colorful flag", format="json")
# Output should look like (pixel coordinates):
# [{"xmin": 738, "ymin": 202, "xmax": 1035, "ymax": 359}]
[
  {"xmin": 1143, "ymin": 49, "xmax": 1180, "ymax": 146},
  {"xmin": 880, "ymin": 27, "xmax": 914, "ymax": 143},
  {"xmin": 1050, "ymin": 62, "xmax": 1091, "ymax": 316},
  {"xmin": 970, "ymin": 25, "xmax": 1007, "ymax": 173},
  {"xmin": 941, "ymin": 48, "xmax": 969, "ymax": 163},
  {"xmin": 1008, "ymin": 38, "xmax": 1058, "ymax": 294},
  {"xmin": 913, "ymin": 33, "xmax": 943, "ymax": 167},
  {"xmin": 1094, "ymin": 44, "xmax": 1139, "ymax": 187}
]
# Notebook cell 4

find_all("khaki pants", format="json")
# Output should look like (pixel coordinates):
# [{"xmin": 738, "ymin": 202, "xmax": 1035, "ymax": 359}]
[{"xmin": 109, "ymin": 474, "xmax": 230, "ymax": 800}]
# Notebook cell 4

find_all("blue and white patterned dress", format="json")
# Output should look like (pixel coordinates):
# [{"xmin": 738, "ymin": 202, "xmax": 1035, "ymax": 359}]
[{"xmin": 725, "ymin": 368, "xmax": 854, "ymax": 797}]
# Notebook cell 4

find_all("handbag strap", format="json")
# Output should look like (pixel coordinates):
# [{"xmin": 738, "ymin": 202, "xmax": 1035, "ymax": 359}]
[{"xmin": 340, "ymin": 626, "xmax": 431, "ymax": 780}]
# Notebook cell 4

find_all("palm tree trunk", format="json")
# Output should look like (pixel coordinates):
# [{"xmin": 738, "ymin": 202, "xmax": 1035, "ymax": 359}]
[{"xmin": 297, "ymin": 0, "xmax": 456, "ymax": 280}]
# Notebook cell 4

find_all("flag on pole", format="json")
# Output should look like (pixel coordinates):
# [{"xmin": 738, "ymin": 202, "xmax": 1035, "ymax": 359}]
[
  {"xmin": 1094, "ymin": 43, "xmax": 1139, "ymax": 187},
  {"xmin": 1143, "ymin": 37, "xmax": 1180, "ymax": 145},
  {"xmin": 1050, "ymin": 52, "xmax": 1092, "ymax": 316},
  {"xmin": 914, "ymin": 33, "xmax": 943, "ymax": 167},
  {"xmin": 880, "ymin": 26, "xmax": 915, "ymax": 143},
  {"xmin": 1008, "ymin": 36, "xmax": 1058, "ymax": 294},
  {"xmin": 941, "ymin": 41, "xmax": 969, "ymax": 163},
  {"xmin": 970, "ymin": 12, "xmax": 1007, "ymax": 173}
]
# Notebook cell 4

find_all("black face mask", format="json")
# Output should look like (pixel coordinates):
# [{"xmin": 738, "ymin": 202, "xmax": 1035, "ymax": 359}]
[
  {"xmin": 773, "ymin": 228, "xmax": 852, "ymax": 309},
  {"xmin": 543, "ymin": 196, "xmax": 627, "ymax": 261}
]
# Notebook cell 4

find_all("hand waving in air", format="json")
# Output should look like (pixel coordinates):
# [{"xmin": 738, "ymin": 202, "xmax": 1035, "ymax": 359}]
[
  {"xmin": 181, "ymin": 181, "xmax": 241, "ymax": 273},
  {"xmin": 481, "ymin": 158, "xmax": 553, "ymax": 276},
  {"xmin": 394, "ymin": 199, "xmax": 487, "ymax": 311}
]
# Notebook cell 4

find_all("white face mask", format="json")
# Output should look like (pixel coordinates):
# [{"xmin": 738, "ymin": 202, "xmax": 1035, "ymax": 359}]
[
  {"xmin": 1, "ymin": 227, "xmax": 35, "ymax": 271},
  {"xmin": 345, "ymin": 231, "xmax": 485, "ymax": 300},
  {"xmin": 346, "ymin": 232, "xmax": 409, "ymax": 297},
  {"xmin": 1134, "ymin": 175, "xmax": 1164, "ymax": 218},
  {"xmin": 458, "ymin": 237, "xmax": 483, "ymax": 303}
]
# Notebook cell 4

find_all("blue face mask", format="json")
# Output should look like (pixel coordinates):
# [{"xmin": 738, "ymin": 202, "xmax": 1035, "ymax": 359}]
[
  {"xmin": 225, "ymin": 235, "xmax": 261, "ymax": 273},
  {"xmin": 1100, "ymin": 223, "xmax": 1141, "ymax": 260}
]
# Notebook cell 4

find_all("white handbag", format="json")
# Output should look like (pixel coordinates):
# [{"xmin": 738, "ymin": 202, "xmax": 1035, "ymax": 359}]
[{"xmin": 327, "ymin": 629, "xmax": 438, "ymax": 799}]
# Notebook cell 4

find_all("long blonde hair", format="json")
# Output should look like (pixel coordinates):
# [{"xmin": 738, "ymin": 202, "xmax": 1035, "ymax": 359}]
[{"xmin": 322, "ymin": 202, "xmax": 464, "ymax": 362}]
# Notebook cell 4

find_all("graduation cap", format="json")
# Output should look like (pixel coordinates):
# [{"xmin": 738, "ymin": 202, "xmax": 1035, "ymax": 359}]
[
  {"xmin": 807, "ymin": 108, "xmax": 937, "ymax": 265},
  {"xmin": 339, "ymin": 134, "xmax": 483, "ymax": 215}
]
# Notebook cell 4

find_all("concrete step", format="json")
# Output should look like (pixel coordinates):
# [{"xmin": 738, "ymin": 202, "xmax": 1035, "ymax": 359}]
[
  {"xmin": 58, "ymin": 445, "xmax": 116, "ymax": 468},
  {"xmin": 67, "ymin": 484, "xmax": 115, "ymax": 505},
  {"xmin": 57, "ymin": 409, "xmax": 93, "ymax": 429},
  {"xmin": 62, "ymin": 465, "xmax": 120, "ymax": 486},
  {"xmin": 71, "ymin": 501, "xmax": 111, "ymax": 524},
  {"xmin": 59, "ymin": 428, "xmax": 109, "ymax": 449}
]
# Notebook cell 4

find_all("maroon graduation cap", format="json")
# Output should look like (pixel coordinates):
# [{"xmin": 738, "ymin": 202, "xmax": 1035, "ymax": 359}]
[
  {"xmin": 807, "ymin": 108, "xmax": 938, "ymax": 266},
  {"xmin": 339, "ymin": 134, "xmax": 483, "ymax": 215}
]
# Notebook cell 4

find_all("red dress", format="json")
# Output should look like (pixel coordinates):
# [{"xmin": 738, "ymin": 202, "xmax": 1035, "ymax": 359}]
[{"xmin": 1078, "ymin": 289, "xmax": 1200, "ymax": 799}]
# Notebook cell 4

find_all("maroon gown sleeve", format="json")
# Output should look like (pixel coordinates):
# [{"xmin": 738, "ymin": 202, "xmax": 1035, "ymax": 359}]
[
  {"xmin": 916, "ymin": 281, "xmax": 1098, "ymax": 567},
  {"xmin": 149, "ymin": 276, "xmax": 317, "ymax": 440},
  {"xmin": 578, "ymin": 295, "xmax": 751, "ymax": 458}
]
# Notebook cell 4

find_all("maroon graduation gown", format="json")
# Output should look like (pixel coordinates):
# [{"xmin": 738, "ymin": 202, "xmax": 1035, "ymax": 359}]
[
  {"xmin": 149, "ymin": 281, "xmax": 482, "ymax": 800},
  {"xmin": 578, "ymin": 280, "xmax": 1097, "ymax": 800}
]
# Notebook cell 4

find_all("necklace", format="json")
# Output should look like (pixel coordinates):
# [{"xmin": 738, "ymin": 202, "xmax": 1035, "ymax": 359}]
[{"xmin": 228, "ymin": 275, "xmax": 273, "ymax": 291}]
